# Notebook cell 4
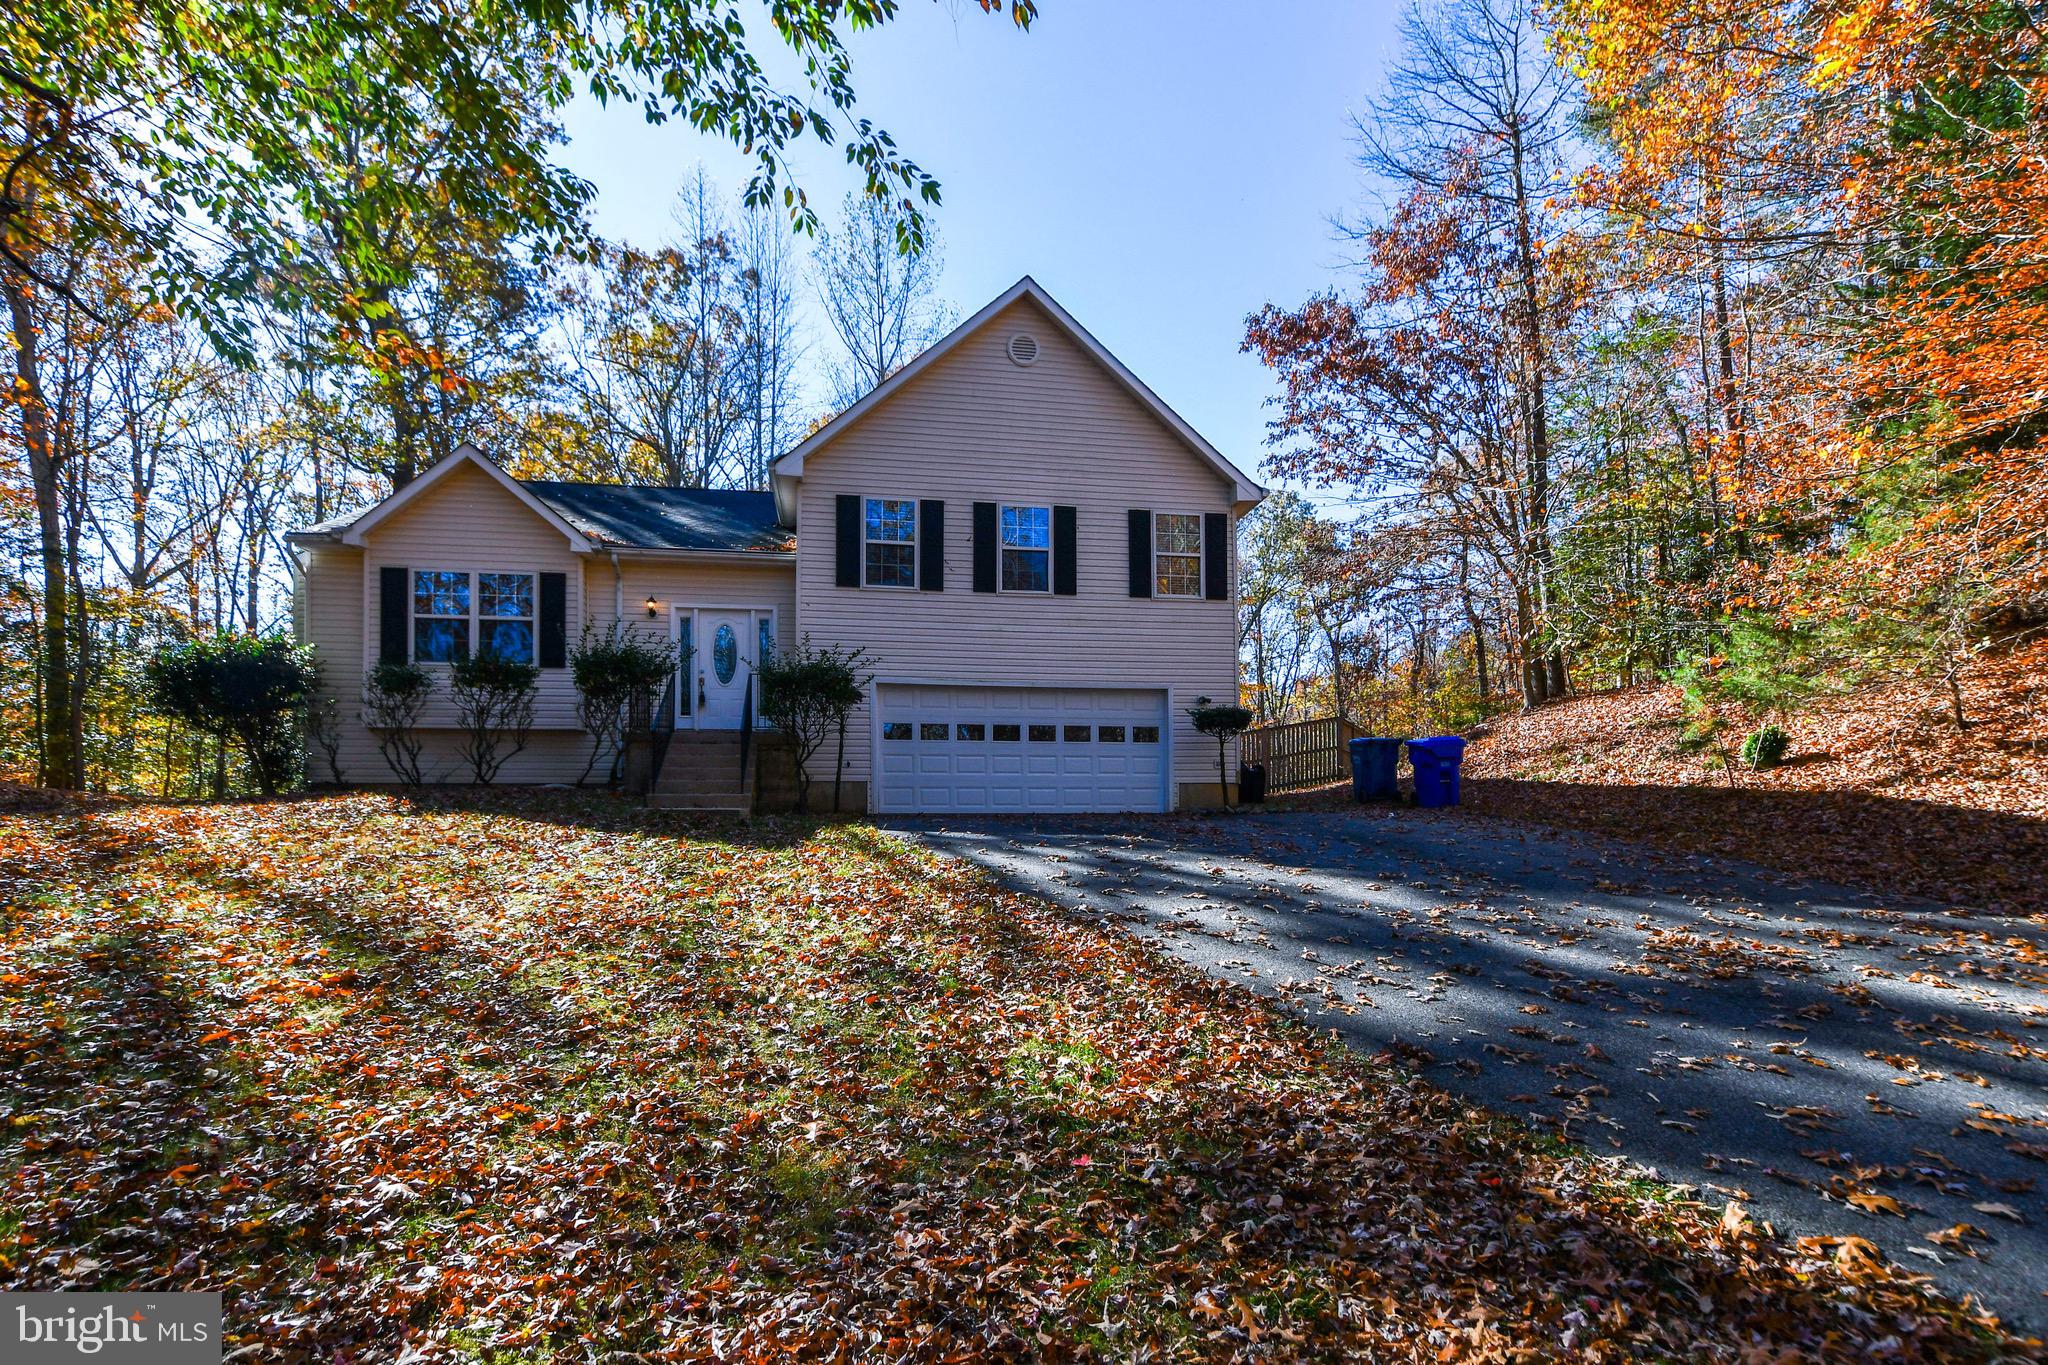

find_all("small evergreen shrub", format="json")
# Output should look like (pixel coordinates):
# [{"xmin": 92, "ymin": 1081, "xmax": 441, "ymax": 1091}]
[
  {"xmin": 364, "ymin": 661, "xmax": 435, "ymax": 785},
  {"xmin": 145, "ymin": 633, "xmax": 318, "ymax": 796},
  {"xmin": 570, "ymin": 623, "xmax": 683, "ymax": 785},
  {"xmin": 449, "ymin": 651, "xmax": 540, "ymax": 785},
  {"xmin": 1741, "ymin": 723, "xmax": 1790, "ymax": 771},
  {"xmin": 1188, "ymin": 697, "xmax": 1255, "ymax": 810}
]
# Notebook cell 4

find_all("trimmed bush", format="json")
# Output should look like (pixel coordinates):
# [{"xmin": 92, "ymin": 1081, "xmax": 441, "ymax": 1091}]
[
  {"xmin": 570, "ymin": 623, "xmax": 683, "ymax": 786},
  {"xmin": 1188, "ymin": 697, "xmax": 1255, "ymax": 810},
  {"xmin": 145, "ymin": 633, "xmax": 318, "ymax": 796},
  {"xmin": 757, "ymin": 638, "xmax": 871, "ymax": 813},
  {"xmin": 449, "ymin": 651, "xmax": 539, "ymax": 785},
  {"xmin": 364, "ymin": 661, "xmax": 435, "ymax": 785}
]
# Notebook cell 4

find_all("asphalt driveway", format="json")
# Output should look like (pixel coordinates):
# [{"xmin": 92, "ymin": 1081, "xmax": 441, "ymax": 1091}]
[{"xmin": 898, "ymin": 806, "xmax": 2048, "ymax": 1331}]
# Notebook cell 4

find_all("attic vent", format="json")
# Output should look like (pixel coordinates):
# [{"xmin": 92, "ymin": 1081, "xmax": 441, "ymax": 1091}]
[{"xmin": 1005, "ymin": 333, "xmax": 1040, "ymax": 367}]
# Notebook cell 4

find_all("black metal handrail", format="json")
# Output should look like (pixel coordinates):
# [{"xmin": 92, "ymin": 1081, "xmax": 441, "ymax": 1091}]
[
  {"xmin": 649, "ymin": 671, "xmax": 678, "ymax": 791},
  {"xmin": 738, "ymin": 675, "xmax": 754, "ymax": 793}
]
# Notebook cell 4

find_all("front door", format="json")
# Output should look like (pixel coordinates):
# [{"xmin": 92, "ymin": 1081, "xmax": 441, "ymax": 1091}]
[{"xmin": 686, "ymin": 608, "xmax": 764, "ymax": 729}]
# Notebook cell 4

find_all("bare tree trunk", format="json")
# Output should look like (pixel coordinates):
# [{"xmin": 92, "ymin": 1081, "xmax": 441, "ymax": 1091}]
[
  {"xmin": 6, "ymin": 271, "xmax": 80, "ymax": 788},
  {"xmin": 367, "ymin": 298, "xmax": 421, "ymax": 490},
  {"xmin": 1508, "ymin": 120, "xmax": 1562, "ymax": 712}
]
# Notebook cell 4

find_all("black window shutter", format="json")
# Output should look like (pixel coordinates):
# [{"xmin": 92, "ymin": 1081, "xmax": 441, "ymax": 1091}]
[
  {"xmin": 1204, "ymin": 512, "xmax": 1229, "ymax": 600},
  {"xmin": 1053, "ymin": 505, "xmax": 1078, "ymax": 596},
  {"xmin": 919, "ymin": 499, "xmax": 945, "ymax": 591},
  {"xmin": 379, "ymin": 566, "xmax": 409, "ymax": 663},
  {"xmin": 972, "ymin": 502, "xmax": 998, "ymax": 593},
  {"xmin": 835, "ymin": 495, "xmax": 860, "ymax": 587},
  {"xmin": 1126, "ymin": 510, "xmax": 1152, "ymax": 598},
  {"xmin": 539, "ymin": 572, "xmax": 567, "ymax": 667}
]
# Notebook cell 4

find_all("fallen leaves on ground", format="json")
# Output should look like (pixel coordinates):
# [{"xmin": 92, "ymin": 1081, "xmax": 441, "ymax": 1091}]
[
  {"xmin": 0, "ymin": 792, "xmax": 2032, "ymax": 1361},
  {"xmin": 1275, "ymin": 642, "xmax": 2048, "ymax": 916}
]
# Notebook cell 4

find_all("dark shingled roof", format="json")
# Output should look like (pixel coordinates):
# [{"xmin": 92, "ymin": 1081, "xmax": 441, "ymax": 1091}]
[
  {"xmin": 289, "ymin": 477, "xmax": 791, "ymax": 553},
  {"xmin": 522, "ymin": 483, "xmax": 790, "ymax": 552}
]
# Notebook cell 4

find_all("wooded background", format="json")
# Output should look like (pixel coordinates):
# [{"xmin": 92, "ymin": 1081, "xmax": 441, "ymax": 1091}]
[{"xmin": 6, "ymin": 0, "xmax": 2040, "ymax": 790}]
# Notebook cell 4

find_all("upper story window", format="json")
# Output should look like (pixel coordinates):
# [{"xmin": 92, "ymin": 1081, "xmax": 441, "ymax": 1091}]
[
  {"xmin": 412, "ymin": 570, "xmax": 535, "ymax": 664},
  {"xmin": 1000, "ymin": 504, "xmax": 1050, "ymax": 592},
  {"xmin": 863, "ymin": 498, "xmax": 917, "ymax": 588},
  {"xmin": 1154, "ymin": 514, "xmax": 1204, "ymax": 598}
]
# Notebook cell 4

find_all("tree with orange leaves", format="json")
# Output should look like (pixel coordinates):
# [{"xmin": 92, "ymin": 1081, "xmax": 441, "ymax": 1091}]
[{"xmin": 1553, "ymin": 0, "xmax": 2048, "ymax": 673}]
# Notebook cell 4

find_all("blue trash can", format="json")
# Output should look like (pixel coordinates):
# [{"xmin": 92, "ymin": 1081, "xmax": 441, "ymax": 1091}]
[
  {"xmin": 1407, "ymin": 736, "xmax": 1468, "ymax": 807},
  {"xmin": 1348, "ymin": 737, "xmax": 1404, "ymax": 801}
]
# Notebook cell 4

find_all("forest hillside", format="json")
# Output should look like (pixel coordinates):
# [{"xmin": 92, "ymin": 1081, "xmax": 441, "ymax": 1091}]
[{"xmin": 1450, "ymin": 640, "xmax": 2048, "ymax": 915}]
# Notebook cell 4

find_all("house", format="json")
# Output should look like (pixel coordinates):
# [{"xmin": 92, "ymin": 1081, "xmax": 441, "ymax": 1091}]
[{"xmin": 288, "ymin": 277, "xmax": 1265, "ymax": 813}]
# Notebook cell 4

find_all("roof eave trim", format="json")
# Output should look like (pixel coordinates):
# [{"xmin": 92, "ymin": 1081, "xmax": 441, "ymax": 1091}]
[
  {"xmin": 337, "ymin": 443, "xmax": 595, "ymax": 552},
  {"xmin": 599, "ymin": 547, "xmax": 797, "ymax": 564}
]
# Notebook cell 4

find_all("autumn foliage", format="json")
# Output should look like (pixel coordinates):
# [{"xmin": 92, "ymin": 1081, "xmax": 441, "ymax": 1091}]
[
  {"xmin": 1249, "ymin": 0, "xmax": 2048, "ymax": 725},
  {"xmin": 1552, "ymin": 0, "xmax": 2048, "ymax": 617}
]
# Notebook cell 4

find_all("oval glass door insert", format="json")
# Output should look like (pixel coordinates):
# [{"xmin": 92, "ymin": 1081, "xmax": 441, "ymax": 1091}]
[{"xmin": 713, "ymin": 623, "xmax": 738, "ymax": 684}]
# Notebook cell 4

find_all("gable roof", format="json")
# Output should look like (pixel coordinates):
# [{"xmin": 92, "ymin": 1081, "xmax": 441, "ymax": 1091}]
[
  {"xmin": 770, "ymin": 276, "xmax": 1264, "ymax": 511},
  {"xmin": 330, "ymin": 444, "xmax": 595, "ymax": 552},
  {"xmin": 288, "ymin": 445, "xmax": 791, "ymax": 555}
]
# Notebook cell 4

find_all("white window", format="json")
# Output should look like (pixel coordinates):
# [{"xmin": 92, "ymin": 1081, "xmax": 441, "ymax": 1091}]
[
  {"xmin": 1000, "ymin": 504, "xmax": 1051, "ymax": 592},
  {"xmin": 863, "ymin": 498, "xmax": 917, "ymax": 588},
  {"xmin": 412, "ymin": 570, "xmax": 535, "ymax": 664},
  {"xmin": 1154, "ymin": 514, "xmax": 1203, "ymax": 598}
]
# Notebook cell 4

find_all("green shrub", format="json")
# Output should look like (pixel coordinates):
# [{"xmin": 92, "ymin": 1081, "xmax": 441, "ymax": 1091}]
[
  {"xmin": 364, "ymin": 661, "xmax": 435, "ymax": 785},
  {"xmin": 145, "ymin": 633, "xmax": 317, "ymax": 796},
  {"xmin": 757, "ymin": 638, "xmax": 871, "ymax": 813},
  {"xmin": 1741, "ymin": 723, "xmax": 1790, "ymax": 771},
  {"xmin": 570, "ymin": 623, "xmax": 683, "ymax": 785},
  {"xmin": 449, "ymin": 652, "xmax": 539, "ymax": 785}
]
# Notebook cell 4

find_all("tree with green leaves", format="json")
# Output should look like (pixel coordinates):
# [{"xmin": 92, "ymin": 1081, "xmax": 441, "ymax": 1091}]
[
  {"xmin": 5, "ymin": 0, "xmax": 1037, "ymax": 789},
  {"xmin": 145, "ymin": 633, "xmax": 317, "ymax": 796}
]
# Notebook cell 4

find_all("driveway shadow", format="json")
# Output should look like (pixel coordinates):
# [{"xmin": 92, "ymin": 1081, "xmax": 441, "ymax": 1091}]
[{"xmin": 898, "ymin": 808, "xmax": 2048, "ymax": 1331}]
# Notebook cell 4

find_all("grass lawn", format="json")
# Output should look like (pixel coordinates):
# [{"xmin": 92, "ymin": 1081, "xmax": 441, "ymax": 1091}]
[{"xmin": 0, "ymin": 791, "xmax": 2030, "ymax": 1361}]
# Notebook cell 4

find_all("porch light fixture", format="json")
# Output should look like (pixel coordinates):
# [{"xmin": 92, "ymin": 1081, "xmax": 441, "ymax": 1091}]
[{"xmin": 645, "ymin": 595, "xmax": 659, "ymax": 618}]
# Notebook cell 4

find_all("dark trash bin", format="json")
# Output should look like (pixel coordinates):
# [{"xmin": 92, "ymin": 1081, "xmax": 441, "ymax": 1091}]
[
  {"xmin": 1407, "ymin": 735, "xmax": 1468, "ymax": 808},
  {"xmin": 1348, "ymin": 737, "xmax": 1404, "ymax": 802},
  {"xmin": 1238, "ymin": 763, "xmax": 1268, "ymax": 804}
]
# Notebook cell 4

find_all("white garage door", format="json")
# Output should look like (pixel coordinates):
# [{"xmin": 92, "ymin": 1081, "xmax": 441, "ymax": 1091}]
[{"xmin": 874, "ymin": 684, "xmax": 1168, "ymax": 814}]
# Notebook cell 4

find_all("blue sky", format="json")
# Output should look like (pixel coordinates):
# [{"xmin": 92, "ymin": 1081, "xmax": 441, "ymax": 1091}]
[{"xmin": 559, "ymin": 2, "xmax": 1402, "ymax": 492}]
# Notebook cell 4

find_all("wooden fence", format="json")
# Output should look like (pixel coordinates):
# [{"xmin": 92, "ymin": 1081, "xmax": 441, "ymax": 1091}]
[{"xmin": 1238, "ymin": 716, "xmax": 1360, "ymax": 791}]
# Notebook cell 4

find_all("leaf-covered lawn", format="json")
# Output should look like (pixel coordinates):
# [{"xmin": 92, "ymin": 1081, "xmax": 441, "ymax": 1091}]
[{"xmin": 0, "ymin": 792, "xmax": 2030, "ymax": 1361}]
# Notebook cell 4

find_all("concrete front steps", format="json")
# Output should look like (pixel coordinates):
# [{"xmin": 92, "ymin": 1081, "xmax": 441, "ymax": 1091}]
[{"xmin": 649, "ymin": 731, "xmax": 755, "ymax": 813}]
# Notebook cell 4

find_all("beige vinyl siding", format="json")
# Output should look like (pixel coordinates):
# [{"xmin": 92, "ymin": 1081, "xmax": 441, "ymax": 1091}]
[
  {"xmin": 294, "ymin": 460, "xmax": 799, "ymax": 785},
  {"xmin": 793, "ymin": 296, "xmax": 1242, "ymax": 807},
  {"xmin": 298, "ymin": 542, "xmax": 369, "ymax": 783}
]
